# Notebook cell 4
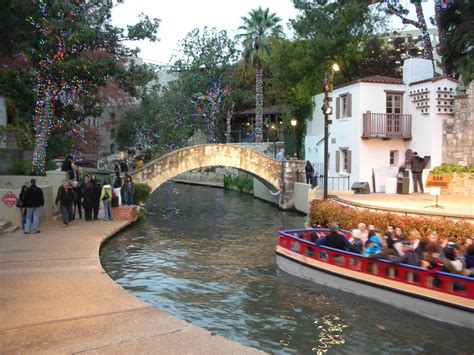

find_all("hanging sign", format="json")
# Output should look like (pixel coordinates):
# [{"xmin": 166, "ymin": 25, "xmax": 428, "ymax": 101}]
[{"xmin": 2, "ymin": 191, "xmax": 18, "ymax": 208}]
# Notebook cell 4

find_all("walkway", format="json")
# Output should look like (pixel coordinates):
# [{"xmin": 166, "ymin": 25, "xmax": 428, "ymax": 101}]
[
  {"xmin": 0, "ymin": 219, "xmax": 262, "ymax": 354},
  {"xmin": 335, "ymin": 193, "xmax": 474, "ymax": 221}
]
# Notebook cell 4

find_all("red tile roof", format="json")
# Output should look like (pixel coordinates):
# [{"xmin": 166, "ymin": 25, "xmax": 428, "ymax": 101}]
[{"xmin": 334, "ymin": 75, "xmax": 403, "ymax": 90}]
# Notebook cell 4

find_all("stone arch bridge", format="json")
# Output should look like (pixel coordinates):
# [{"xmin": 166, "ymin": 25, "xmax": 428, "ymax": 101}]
[{"xmin": 130, "ymin": 144, "xmax": 305, "ymax": 209}]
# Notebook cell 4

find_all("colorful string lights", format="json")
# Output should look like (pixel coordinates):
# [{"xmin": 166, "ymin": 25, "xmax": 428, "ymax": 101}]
[{"xmin": 29, "ymin": 0, "xmax": 86, "ymax": 175}]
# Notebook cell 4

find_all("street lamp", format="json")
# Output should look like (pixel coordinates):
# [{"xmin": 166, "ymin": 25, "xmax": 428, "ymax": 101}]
[
  {"xmin": 321, "ymin": 63, "xmax": 340, "ymax": 200},
  {"xmin": 290, "ymin": 118, "xmax": 297, "ymax": 158},
  {"xmin": 270, "ymin": 124, "xmax": 277, "ymax": 158}
]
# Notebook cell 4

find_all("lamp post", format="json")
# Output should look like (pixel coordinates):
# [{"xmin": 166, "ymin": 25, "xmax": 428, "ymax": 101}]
[
  {"xmin": 290, "ymin": 118, "xmax": 297, "ymax": 158},
  {"xmin": 271, "ymin": 124, "xmax": 277, "ymax": 158},
  {"xmin": 321, "ymin": 63, "xmax": 340, "ymax": 200}
]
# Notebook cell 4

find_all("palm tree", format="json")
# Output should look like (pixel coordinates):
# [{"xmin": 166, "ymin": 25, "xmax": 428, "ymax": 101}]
[{"xmin": 238, "ymin": 7, "xmax": 283, "ymax": 143}]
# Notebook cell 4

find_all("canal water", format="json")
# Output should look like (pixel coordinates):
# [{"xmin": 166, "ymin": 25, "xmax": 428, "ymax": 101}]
[{"xmin": 100, "ymin": 182, "xmax": 473, "ymax": 354}]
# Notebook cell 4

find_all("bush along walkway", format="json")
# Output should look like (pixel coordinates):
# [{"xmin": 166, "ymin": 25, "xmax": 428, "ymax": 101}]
[{"xmin": 0, "ymin": 219, "xmax": 262, "ymax": 354}]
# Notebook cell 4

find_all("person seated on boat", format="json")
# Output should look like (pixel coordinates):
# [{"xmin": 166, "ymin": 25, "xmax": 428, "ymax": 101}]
[
  {"xmin": 362, "ymin": 234, "xmax": 383, "ymax": 257},
  {"xmin": 349, "ymin": 233, "xmax": 364, "ymax": 254},
  {"xmin": 368, "ymin": 229, "xmax": 386, "ymax": 248},
  {"xmin": 422, "ymin": 231, "xmax": 442, "ymax": 255},
  {"xmin": 389, "ymin": 240, "xmax": 422, "ymax": 267},
  {"xmin": 316, "ymin": 223, "xmax": 354, "ymax": 252},
  {"xmin": 408, "ymin": 230, "xmax": 424, "ymax": 258},
  {"xmin": 309, "ymin": 232, "xmax": 319, "ymax": 243},
  {"xmin": 441, "ymin": 242, "xmax": 467, "ymax": 275},
  {"xmin": 423, "ymin": 242, "xmax": 444, "ymax": 273},
  {"xmin": 394, "ymin": 226, "xmax": 407, "ymax": 241},
  {"xmin": 352, "ymin": 223, "xmax": 369, "ymax": 245},
  {"xmin": 463, "ymin": 244, "xmax": 474, "ymax": 277}
]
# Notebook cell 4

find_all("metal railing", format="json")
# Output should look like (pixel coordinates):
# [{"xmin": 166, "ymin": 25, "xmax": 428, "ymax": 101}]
[
  {"xmin": 311, "ymin": 175, "xmax": 351, "ymax": 191},
  {"xmin": 362, "ymin": 112, "xmax": 412, "ymax": 139}
]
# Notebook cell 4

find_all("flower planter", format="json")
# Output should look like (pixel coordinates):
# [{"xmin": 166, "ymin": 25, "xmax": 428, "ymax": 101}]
[{"xmin": 112, "ymin": 206, "xmax": 139, "ymax": 221}]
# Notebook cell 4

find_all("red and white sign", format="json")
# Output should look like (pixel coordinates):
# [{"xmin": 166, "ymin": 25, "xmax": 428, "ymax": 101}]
[{"xmin": 2, "ymin": 191, "xmax": 18, "ymax": 208}]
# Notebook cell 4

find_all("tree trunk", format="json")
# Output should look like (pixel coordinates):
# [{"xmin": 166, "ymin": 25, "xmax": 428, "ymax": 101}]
[{"xmin": 255, "ymin": 64, "xmax": 263, "ymax": 143}]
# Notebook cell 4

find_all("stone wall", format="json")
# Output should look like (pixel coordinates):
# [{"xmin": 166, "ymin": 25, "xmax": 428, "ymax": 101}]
[
  {"xmin": 442, "ymin": 82, "xmax": 474, "ymax": 166},
  {"xmin": 444, "ymin": 172, "xmax": 474, "ymax": 196}
]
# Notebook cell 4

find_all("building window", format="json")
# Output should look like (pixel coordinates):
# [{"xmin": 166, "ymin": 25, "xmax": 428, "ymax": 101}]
[
  {"xmin": 389, "ymin": 150, "xmax": 399, "ymax": 166},
  {"xmin": 110, "ymin": 128, "xmax": 116, "ymax": 139},
  {"xmin": 336, "ymin": 93, "xmax": 352, "ymax": 119},
  {"xmin": 336, "ymin": 148, "xmax": 351, "ymax": 173},
  {"xmin": 110, "ymin": 112, "xmax": 116, "ymax": 120},
  {"xmin": 386, "ymin": 93, "xmax": 402, "ymax": 114}
]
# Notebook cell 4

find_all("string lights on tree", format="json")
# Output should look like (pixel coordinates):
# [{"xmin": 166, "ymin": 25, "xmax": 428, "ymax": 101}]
[{"xmin": 29, "ymin": 0, "xmax": 86, "ymax": 175}]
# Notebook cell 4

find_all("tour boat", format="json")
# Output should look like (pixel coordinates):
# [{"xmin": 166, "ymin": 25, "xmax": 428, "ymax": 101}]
[{"xmin": 276, "ymin": 228, "xmax": 474, "ymax": 329}]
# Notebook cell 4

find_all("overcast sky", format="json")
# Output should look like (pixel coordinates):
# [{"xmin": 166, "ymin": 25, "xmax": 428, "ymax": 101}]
[{"xmin": 112, "ymin": 0, "xmax": 436, "ymax": 65}]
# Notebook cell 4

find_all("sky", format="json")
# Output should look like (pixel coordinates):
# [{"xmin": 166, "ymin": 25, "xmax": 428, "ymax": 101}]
[{"xmin": 112, "ymin": 0, "xmax": 436, "ymax": 66}]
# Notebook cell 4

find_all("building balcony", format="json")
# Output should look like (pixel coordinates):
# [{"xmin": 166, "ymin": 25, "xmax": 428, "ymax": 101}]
[{"xmin": 362, "ymin": 112, "xmax": 412, "ymax": 140}]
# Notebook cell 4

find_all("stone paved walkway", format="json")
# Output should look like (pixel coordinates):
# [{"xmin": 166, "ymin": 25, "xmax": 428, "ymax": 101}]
[{"xmin": 0, "ymin": 219, "xmax": 262, "ymax": 354}]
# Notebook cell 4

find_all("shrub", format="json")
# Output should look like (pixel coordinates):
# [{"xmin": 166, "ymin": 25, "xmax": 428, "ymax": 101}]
[
  {"xmin": 223, "ymin": 173, "xmax": 253, "ymax": 192},
  {"xmin": 8, "ymin": 160, "xmax": 32, "ymax": 175},
  {"xmin": 431, "ymin": 163, "xmax": 474, "ymax": 175},
  {"xmin": 309, "ymin": 200, "xmax": 473, "ymax": 244},
  {"xmin": 134, "ymin": 183, "xmax": 152, "ymax": 203}
]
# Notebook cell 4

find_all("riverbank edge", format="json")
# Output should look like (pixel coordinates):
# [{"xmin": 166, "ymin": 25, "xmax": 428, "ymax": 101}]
[{"xmin": 0, "ymin": 219, "xmax": 263, "ymax": 354}]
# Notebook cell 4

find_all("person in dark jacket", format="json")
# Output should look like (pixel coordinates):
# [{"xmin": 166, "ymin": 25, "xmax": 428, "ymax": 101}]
[
  {"xmin": 406, "ymin": 152, "xmax": 426, "ymax": 193},
  {"xmin": 17, "ymin": 185, "xmax": 28, "ymax": 230},
  {"xmin": 316, "ymin": 223, "xmax": 354, "ymax": 252},
  {"xmin": 389, "ymin": 240, "xmax": 422, "ymax": 267},
  {"xmin": 123, "ymin": 175, "xmax": 135, "ymax": 205},
  {"xmin": 305, "ymin": 161, "xmax": 314, "ymax": 184},
  {"xmin": 55, "ymin": 180, "xmax": 76, "ymax": 227},
  {"xmin": 91, "ymin": 175, "xmax": 102, "ymax": 220},
  {"xmin": 72, "ymin": 181, "xmax": 83, "ymax": 219},
  {"xmin": 23, "ymin": 179, "xmax": 44, "ymax": 234},
  {"xmin": 82, "ymin": 182, "xmax": 96, "ymax": 221}
]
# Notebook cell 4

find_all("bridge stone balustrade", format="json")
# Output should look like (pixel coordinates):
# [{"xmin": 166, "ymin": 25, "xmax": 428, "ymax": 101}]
[{"xmin": 130, "ymin": 144, "xmax": 305, "ymax": 210}]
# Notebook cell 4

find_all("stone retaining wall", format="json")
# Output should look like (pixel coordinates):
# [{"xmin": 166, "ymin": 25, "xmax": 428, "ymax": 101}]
[
  {"xmin": 444, "ymin": 172, "xmax": 474, "ymax": 196},
  {"xmin": 442, "ymin": 82, "xmax": 474, "ymax": 166}
]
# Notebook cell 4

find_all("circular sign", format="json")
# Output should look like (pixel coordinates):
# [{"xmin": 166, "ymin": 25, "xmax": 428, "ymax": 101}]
[{"xmin": 2, "ymin": 191, "xmax": 18, "ymax": 208}]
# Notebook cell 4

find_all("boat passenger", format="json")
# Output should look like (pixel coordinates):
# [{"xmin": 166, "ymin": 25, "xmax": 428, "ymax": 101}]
[
  {"xmin": 442, "ymin": 243, "xmax": 466, "ymax": 275},
  {"xmin": 408, "ymin": 230, "xmax": 424, "ymax": 258},
  {"xmin": 464, "ymin": 244, "xmax": 474, "ymax": 277},
  {"xmin": 352, "ymin": 223, "xmax": 368, "ymax": 245},
  {"xmin": 423, "ymin": 231, "xmax": 442, "ymax": 255},
  {"xmin": 316, "ymin": 223, "xmax": 354, "ymax": 252},
  {"xmin": 389, "ymin": 240, "xmax": 422, "ymax": 266},
  {"xmin": 350, "ymin": 233, "xmax": 364, "ymax": 254},
  {"xmin": 394, "ymin": 226, "xmax": 407, "ymax": 241},
  {"xmin": 363, "ymin": 234, "xmax": 383, "ymax": 257}
]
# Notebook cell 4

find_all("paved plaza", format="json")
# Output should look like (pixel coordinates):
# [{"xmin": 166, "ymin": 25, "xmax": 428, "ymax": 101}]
[
  {"xmin": 0, "ymin": 219, "xmax": 261, "ymax": 354},
  {"xmin": 336, "ymin": 192, "xmax": 474, "ymax": 221}
]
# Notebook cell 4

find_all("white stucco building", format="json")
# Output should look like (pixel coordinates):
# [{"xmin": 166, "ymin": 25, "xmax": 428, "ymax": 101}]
[{"xmin": 305, "ymin": 59, "xmax": 457, "ymax": 192}]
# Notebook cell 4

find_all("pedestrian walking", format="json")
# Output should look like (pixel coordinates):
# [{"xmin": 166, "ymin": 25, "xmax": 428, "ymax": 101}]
[
  {"xmin": 100, "ymin": 184, "xmax": 114, "ymax": 221},
  {"xmin": 16, "ymin": 185, "xmax": 28, "ymax": 230},
  {"xmin": 305, "ymin": 160, "xmax": 314, "ymax": 184},
  {"xmin": 72, "ymin": 181, "xmax": 83, "ymax": 219},
  {"xmin": 82, "ymin": 182, "xmax": 96, "ymax": 221},
  {"xmin": 123, "ymin": 175, "xmax": 135, "ymax": 205},
  {"xmin": 22, "ymin": 179, "xmax": 44, "ymax": 234},
  {"xmin": 56, "ymin": 180, "xmax": 76, "ymax": 228},
  {"xmin": 91, "ymin": 175, "xmax": 102, "ymax": 220},
  {"xmin": 113, "ymin": 172, "xmax": 122, "ymax": 206},
  {"xmin": 276, "ymin": 148, "xmax": 285, "ymax": 161}
]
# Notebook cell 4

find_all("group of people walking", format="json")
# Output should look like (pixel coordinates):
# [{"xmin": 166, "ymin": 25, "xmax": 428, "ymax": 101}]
[{"xmin": 17, "ymin": 171, "xmax": 136, "ymax": 232}]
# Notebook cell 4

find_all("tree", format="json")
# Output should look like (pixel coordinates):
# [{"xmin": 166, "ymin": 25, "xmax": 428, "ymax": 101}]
[
  {"xmin": 437, "ymin": 1, "xmax": 474, "ymax": 84},
  {"xmin": 172, "ymin": 27, "xmax": 239, "ymax": 143},
  {"xmin": 381, "ymin": 0, "xmax": 436, "ymax": 74},
  {"xmin": 238, "ymin": 7, "xmax": 284, "ymax": 143},
  {"xmin": 0, "ymin": 0, "xmax": 160, "ymax": 174}
]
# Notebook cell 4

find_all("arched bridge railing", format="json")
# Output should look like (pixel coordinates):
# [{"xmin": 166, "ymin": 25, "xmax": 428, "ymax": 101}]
[{"xmin": 130, "ymin": 144, "xmax": 283, "ymax": 192}]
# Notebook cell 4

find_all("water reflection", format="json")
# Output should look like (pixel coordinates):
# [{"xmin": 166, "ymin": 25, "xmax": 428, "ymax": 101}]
[{"xmin": 101, "ymin": 182, "xmax": 474, "ymax": 354}]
